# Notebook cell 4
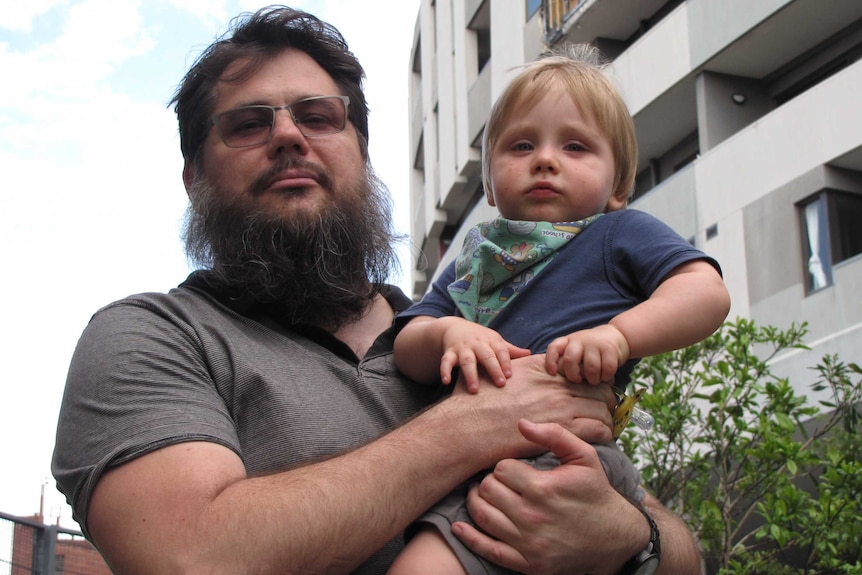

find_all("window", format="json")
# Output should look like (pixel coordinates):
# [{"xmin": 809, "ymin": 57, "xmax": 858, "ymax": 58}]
[
  {"xmin": 468, "ymin": 2, "xmax": 491, "ymax": 74},
  {"xmin": 798, "ymin": 190, "xmax": 862, "ymax": 293},
  {"xmin": 799, "ymin": 194, "xmax": 831, "ymax": 292}
]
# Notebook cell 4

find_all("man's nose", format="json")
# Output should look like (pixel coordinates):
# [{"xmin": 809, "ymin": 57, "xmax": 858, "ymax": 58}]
[{"xmin": 267, "ymin": 109, "xmax": 310, "ymax": 157}]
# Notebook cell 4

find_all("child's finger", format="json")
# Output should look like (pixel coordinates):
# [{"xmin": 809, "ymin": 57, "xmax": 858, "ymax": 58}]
[
  {"xmin": 455, "ymin": 351, "xmax": 482, "ymax": 392},
  {"xmin": 476, "ymin": 351, "xmax": 508, "ymax": 387},
  {"xmin": 544, "ymin": 340, "xmax": 563, "ymax": 375},
  {"xmin": 439, "ymin": 350, "xmax": 458, "ymax": 385}
]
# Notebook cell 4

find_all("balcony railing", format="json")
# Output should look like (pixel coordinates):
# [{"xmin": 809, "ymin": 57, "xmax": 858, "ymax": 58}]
[
  {"xmin": 0, "ymin": 511, "xmax": 109, "ymax": 575},
  {"xmin": 542, "ymin": 0, "xmax": 589, "ymax": 44}
]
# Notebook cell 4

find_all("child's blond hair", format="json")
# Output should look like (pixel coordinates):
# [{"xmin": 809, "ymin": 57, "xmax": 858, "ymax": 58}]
[{"xmin": 482, "ymin": 43, "xmax": 638, "ymax": 204}]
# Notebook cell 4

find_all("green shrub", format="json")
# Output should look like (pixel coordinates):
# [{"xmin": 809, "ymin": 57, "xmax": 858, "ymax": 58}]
[{"xmin": 624, "ymin": 318, "xmax": 862, "ymax": 574}]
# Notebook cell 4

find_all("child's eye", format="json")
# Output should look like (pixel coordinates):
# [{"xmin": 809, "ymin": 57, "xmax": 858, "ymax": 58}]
[
  {"xmin": 565, "ymin": 142, "xmax": 587, "ymax": 152},
  {"xmin": 511, "ymin": 141, "xmax": 533, "ymax": 152}
]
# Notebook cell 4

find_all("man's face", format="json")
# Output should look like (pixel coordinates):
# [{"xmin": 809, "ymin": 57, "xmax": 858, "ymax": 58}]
[
  {"xmin": 186, "ymin": 48, "xmax": 367, "ymax": 221},
  {"xmin": 180, "ymin": 48, "xmax": 399, "ymax": 329}
]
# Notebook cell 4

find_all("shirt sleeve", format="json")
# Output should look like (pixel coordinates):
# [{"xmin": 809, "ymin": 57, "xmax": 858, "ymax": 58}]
[
  {"xmin": 605, "ymin": 210, "xmax": 721, "ymax": 300},
  {"xmin": 393, "ymin": 261, "xmax": 460, "ymax": 329},
  {"xmin": 51, "ymin": 298, "xmax": 239, "ymax": 539}
]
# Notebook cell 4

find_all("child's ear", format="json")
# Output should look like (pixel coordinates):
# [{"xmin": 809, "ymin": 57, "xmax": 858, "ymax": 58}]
[
  {"xmin": 485, "ymin": 185, "xmax": 496, "ymax": 207},
  {"xmin": 606, "ymin": 190, "xmax": 629, "ymax": 212}
]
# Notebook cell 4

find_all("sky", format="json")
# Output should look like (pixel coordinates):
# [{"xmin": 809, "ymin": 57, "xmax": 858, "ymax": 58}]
[{"xmin": 0, "ymin": 0, "xmax": 421, "ymax": 529}]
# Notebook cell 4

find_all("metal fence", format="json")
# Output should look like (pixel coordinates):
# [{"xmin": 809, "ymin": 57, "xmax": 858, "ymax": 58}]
[
  {"xmin": 542, "ymin": 0, "xmax": 589, "ymax": 43},
  {"xmin": 0, "ymin": 512, "xmax": 110, "ymax": 575}
]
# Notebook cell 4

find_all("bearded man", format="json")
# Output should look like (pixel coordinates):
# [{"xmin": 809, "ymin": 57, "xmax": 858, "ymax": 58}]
[{"xmin": 52, "ymin": 6, "xmax": 703, "ymax": 575}]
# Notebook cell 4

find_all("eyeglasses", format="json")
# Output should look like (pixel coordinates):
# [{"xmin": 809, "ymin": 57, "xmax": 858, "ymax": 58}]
[{"xmin": 209, "ymin": 95, "xmax": 350, "ymax": 148}]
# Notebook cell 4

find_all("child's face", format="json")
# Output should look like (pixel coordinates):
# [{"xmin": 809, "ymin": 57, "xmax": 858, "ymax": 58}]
[{"xmin": 487, "ymin": 91, "xmax": 624, "ymax": 222}]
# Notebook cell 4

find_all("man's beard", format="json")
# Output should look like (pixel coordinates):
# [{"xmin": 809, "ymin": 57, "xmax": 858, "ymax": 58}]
[{"xmin": 182, "ymin": 158, "xmax": 403, "ymax": 331}]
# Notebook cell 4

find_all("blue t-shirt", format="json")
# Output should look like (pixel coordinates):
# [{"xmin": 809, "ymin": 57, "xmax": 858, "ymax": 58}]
[{"xmin": 399, "ymin": 209, "xmax": 720, "ymax": 386}]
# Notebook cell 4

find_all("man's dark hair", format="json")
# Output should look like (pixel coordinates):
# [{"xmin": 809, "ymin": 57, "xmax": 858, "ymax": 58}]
[{"xmin": 170, "ymin": 5, "xmax": 369, "ymax": 165}]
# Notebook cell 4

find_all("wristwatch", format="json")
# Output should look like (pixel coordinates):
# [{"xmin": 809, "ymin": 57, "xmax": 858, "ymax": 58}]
[{"xmin": 617, "ymin": 501, "xmax": 661, "ymax": 575}]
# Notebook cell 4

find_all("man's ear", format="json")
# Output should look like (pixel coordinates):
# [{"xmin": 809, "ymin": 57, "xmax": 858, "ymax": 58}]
[{"xmin": 182, "ymin": 161, "xmax": 195, "ymax": 194}]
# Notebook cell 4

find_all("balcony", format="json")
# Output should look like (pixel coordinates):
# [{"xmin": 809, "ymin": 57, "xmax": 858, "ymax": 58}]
[{"xmin": 542, "ymin": 0, "xmax": 671, "ymax": 47}]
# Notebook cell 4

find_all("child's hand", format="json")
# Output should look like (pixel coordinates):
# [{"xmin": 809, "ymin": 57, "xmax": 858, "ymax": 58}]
[
  {"xmin": 439, "ymin": 320, "xmax": 531, "ymax": 393},
  {"xmin": 544, "ymin": 325, "xmax": 630, "ymax": 384}
]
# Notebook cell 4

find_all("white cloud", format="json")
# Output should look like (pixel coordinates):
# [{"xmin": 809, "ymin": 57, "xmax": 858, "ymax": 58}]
[
  {"xmin": 168, "ymin": 0, "xmax": 230, "ymax": 30},
  {"xmin": 0, "ymin": 0, "xmax": 70, "ymax": 32},
  {"xmin": 58, "ymin": 0, "xmax": 152, "ymax": 66},
  {"xmin": 0, "ymin": 0, "xmax": 154, "ymax": 110}
]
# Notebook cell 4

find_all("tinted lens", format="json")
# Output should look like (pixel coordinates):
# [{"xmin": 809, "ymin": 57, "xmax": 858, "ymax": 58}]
[
  {"xmin": 218, "ymin": 107, "xmax": 274, "ymax": 147},
  {"xmin": 292, "ymin": 97, "xmax": 346, "ymax": 136}
]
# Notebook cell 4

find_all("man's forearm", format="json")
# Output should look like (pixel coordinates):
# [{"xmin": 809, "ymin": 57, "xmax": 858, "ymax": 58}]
[
  {"xmin": 93, "ymin": 397, "xmax": 506, "ymax": 575},
  {"xmin": 643, "ymin": 494, "xmax": 704, "ymax": 575},
  {"xmin": 221, "ymin": 399, "xmax": 506, "ymax": 572},
  {"xmin": 229, "ymin": 372, "xmax": 593, "ymax": 572},
  {"xmin": 91, "ymin": 356, "xmax": 590, "ymax": 575}
]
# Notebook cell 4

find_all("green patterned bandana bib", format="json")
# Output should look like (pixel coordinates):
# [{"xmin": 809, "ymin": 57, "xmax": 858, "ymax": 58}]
[{"xmin": 447, "ymin": 215, "xmax": 602, "ymax": 326}]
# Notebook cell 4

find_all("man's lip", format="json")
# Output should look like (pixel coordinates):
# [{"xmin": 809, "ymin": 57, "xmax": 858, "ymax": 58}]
[{"xmin": 265, "ymin": 171, "xmax": 320, "ymax": 191}]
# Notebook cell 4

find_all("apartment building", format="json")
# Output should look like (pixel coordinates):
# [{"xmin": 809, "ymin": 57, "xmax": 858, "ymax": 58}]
[{"xmin": 406, "ymin": 0, "xmax": 862, "ymax": 391}]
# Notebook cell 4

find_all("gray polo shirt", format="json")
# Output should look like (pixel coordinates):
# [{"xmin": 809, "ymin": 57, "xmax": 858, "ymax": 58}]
[{"xmin": 52, "ymin": 276, "xmax": 439, "ymax": 572}]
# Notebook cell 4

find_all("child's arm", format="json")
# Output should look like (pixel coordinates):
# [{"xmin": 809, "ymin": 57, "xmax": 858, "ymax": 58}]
[
  {"xmin": 546, "ymin": 259, "xmax": 730, "ymax": 384},
  {"xmin": 394, "ymin": 315, "xmax": 531, "ymax": 392}
]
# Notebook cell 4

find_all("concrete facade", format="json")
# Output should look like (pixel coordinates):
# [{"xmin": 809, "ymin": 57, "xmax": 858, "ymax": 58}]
[{"xmin": 407, "ymin": 0, "xmax": 862, "ymax": 393}]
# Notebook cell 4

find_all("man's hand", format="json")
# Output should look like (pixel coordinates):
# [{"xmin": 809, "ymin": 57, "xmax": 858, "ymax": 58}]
[
  {"xmin": 450, "ymin": 356, "xmax": 616, "ymax": 455},
  {"xmin": 451, "ymin": 420, "xmax": 646, "ymax": 575}
]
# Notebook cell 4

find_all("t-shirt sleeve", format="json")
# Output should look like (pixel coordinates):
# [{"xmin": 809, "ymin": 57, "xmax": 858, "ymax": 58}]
[
  {"xmin": 51, "ymin": 300, "xmax": 239, "ymax": 539},
  {"xmin": 393, "ymin": 260, "xmax": 460, "ymax": 329},
  {"xmin": 606, "ymin": 210, "xmax": 722, "ymax": 299}
]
